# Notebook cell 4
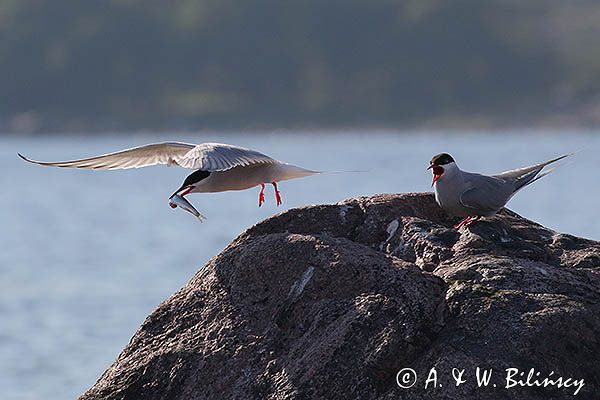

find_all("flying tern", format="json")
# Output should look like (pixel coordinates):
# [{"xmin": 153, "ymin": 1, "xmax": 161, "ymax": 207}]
[
  {"xmin": 19, "ymin": 142, "xmax": 319, "ymax": 220},
  {"xmin": 428, "ymin": 152, "xmax": 571, "ymax": 229}
]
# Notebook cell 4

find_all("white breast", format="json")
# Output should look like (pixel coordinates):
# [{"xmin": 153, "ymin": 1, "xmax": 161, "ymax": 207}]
[{"xmin": 192, "ymin": 163, "xmax": 316, "ymax": 193}]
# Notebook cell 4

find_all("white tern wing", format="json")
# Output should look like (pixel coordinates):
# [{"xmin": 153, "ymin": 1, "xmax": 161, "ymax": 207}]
[
  {"xmin": 19, "ymin": 142, "xmax": 279, "ymax": 172},
  {"xmin": 176, "ymin": 143, "xmax": 278, "ymax": 171}
]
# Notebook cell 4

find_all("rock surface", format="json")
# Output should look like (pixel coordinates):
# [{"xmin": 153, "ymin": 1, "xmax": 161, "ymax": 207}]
[{"xmin": 81, "ymin": 193, "xmax": 600, "ymax": 400}]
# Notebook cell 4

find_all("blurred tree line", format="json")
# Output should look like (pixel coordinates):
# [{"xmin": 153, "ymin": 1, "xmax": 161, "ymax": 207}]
[{"xmin": 1, "ymin": 0, "xmax": 600, "ymax": 132}]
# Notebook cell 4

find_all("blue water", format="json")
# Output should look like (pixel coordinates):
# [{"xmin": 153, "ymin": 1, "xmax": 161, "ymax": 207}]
[{"xmin": 1, "ymin": 130, "xmax": 598, "ymax": 399}]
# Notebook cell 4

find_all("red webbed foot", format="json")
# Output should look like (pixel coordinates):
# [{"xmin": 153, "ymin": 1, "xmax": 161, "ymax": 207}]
[
  {"xmin": 272, "ymin": 182, "xmax": 282, "ymax": 206},
  {"xmin": 258, "ymin": 183, "xmax": 266, "ymax": 207},
  {"xmin": 454, "ymin": 216, "xmax": 481, "ymax": 229}
]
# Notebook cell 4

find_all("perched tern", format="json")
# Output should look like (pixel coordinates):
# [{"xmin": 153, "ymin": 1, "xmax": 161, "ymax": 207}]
[
  {"xmin": 428, "ymin": 152, "xmax": 571, "ymax": 229},
  {"xmin": 19, "ymin": 142, "xmax": 319, "ymax": 219}
]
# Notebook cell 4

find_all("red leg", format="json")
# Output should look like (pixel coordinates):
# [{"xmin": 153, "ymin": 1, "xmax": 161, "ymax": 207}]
[
  {"xmin": 454, "ymin": 216, "xmax": 472, "ymax": 229},
  {"xmin": 258, "ymin": 183, "xmax": 266, "ymax": 207},
  {"xmin": 464, "ymin": 216, "xmax": 481, "ymax": 227},
  {"xmin": 272, "ymin": 182, "xmax": 282, "ymax": 206}
]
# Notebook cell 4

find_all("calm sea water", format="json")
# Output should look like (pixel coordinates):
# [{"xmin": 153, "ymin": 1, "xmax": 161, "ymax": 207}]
[{"xmin": 1, "ymin": 130, "xmax": 598, "ymax": 399}]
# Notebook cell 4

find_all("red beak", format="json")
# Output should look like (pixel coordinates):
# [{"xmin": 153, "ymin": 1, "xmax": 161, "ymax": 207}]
[
  {"xmin": 180, "ymin": 186, "xmax": 194, "ymax": 196},
  {"xmin": 169, "ymin": 185, "xmax": 194, "ymax": 208},
  {"xmin": 429, "ymin": 164, "xmax": 443, "ymax": 186},
  {"xmin": 171, "ymin": 185, "xmax": 194, "ymax": 198}
]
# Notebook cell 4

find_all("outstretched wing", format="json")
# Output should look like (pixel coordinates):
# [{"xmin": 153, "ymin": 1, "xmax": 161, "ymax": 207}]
[
  {"xmin": 459, "ymin": 173, "xmax": 513, "ymax": 215},
  {"xmin": 176, "ymin": 143, "xmax": 278, "ymax": 171},
  {"xmin": 18, "ymin": 142, "xmax": 197, "ymax": 170},
  {"xmin": 19, "ymin": 142, "xmax": 279, "ymax": 171}
]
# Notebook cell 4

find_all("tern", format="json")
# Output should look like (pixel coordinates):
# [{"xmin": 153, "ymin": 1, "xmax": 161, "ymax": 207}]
[
  {"xmin": 19, "ymin": 142, "xmax": 319, "ymax": 220},
  {"xmin": 428, "ymin": 152, "xmax": 570, "ymax": 229}
]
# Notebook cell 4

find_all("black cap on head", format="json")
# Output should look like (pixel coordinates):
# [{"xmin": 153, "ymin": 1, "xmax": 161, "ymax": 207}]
[
  {"xmin": 430, "ymin": 153, "xmax": 455, "ymax": 166},
  {"xmin": 182, "ymin": 169, "xmax": 210, "ymax": 187}
]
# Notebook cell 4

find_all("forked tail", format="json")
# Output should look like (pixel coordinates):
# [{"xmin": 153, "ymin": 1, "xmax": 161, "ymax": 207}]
[{"xmin": 508, "ymin": 153, "xmax": 573, "ymax": 192}]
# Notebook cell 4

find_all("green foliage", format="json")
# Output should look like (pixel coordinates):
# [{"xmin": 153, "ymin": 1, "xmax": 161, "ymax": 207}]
[{"xmin": 1, "ymin": 0, "xmax": 599, "ymax": 130}]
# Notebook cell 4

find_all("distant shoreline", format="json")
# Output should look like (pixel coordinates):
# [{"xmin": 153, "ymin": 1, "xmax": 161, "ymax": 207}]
[{"xmin": 4, "ymin": 109, "xmax": 600, "ymax": 135}]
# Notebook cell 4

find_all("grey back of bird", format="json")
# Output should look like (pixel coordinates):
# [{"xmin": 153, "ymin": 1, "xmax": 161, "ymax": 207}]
[{"xmin": 435, "ymin": 153, "xmax": 570, "ymax": 218}]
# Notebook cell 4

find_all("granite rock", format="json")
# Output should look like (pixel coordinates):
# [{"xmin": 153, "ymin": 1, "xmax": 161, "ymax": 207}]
[{"xmin": 81, "ymin": 193, "xmax": 600, "ymax": 400}]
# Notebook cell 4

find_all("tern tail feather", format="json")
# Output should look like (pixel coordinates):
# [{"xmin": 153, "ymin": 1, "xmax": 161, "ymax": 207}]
[
  {"xmin": 316, "ymin": 170, "xmax": 369, "ymax": 174},
  {"xmin": 495, "ymin": 153, "xmax": 573, "ymax": 193},
  {"xmin": 515, "ymin": 153, "xmax": 571, "ymax": 191}
]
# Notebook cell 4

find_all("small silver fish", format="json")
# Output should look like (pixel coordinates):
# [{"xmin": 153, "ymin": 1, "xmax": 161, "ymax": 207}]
[{"xmin": 169, "ymin": 194, "xmax": 206, "ymax": 221}]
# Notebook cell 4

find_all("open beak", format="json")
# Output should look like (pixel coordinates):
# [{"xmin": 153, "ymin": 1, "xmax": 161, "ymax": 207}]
[
  {"xmin": 429, "ymin": 164, "xmax": 443, "ymax": 186},
  {"xmin": 169, "ymin": 185, "xmax": 194, "ymax": 208},
  {"xmin": 171, "ymin": 185, "xmax": 194, "ymax": 198}
]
